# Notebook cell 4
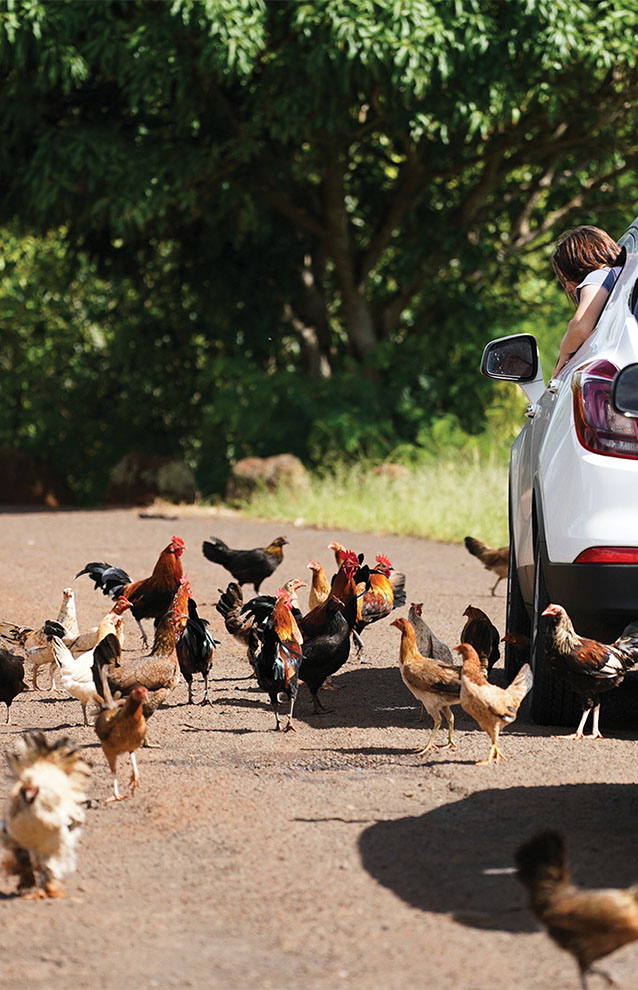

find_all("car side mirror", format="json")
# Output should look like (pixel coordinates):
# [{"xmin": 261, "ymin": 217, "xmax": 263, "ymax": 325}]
[
  {"xmin": 480, "ymin": 333, "xmax": 546, "ymax": 405},
  {"xmin": 612, "ymin": 363, "xmax": 638, "ymax": 417}
]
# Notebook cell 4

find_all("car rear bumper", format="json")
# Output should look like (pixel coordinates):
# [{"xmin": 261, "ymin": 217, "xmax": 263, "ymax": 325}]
[{"xmin": 544, "ymin": 559, "xmax": 638, "ymax": 640}]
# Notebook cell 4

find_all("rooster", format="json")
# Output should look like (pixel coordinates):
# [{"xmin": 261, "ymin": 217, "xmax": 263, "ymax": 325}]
[
  {"xmin": 252, "ymin": 587, "xmax": 303, "ymax": 731},
  {"xmin": 464, "ymin": 536, "xmax": 509, "ymax": 596},
  {"xmin": 173, "ymin": 578, "xmax": 218, "ymax": 705},
  {"xmin": 355, "ymin": 554, "xmax": 404, "ymax": 633},
  {"xmin": 541, "ymin": 603, "xmax": 638, "ymax": 739},
  {"xmin": 0, "ymin": 648, "xmax": 28, "ymax": 724},
  {"xmin": 216, "ymin": 578, "xmax": 305, "ymax": 665},
  {"xmin": 75, "ymin": 535, "xmax": 186, "ymax": 648},
  {"xmin": 202, "ymin": 535, "xmax": 287, "ymax": 592},
  {"xmin": 94, "ymin": 678, "xmax": 148, "ymax": 803},
  {"xmin": 460, "ymin": 604, "xmax": 500, "ymax": 672},
  {"xmin": 329, "ymin": 541, "xmax": 406, "ymax": 606},
  {"xmin": 1, "ymin": 732, "xmax": 91, "ymax": 898},
  {"xmin": 516, "ymin": 830, "xmax": 638, "ymax": 989},
  {"xmin": 299, "ymin": 598, "xmax": 351, "ymax": 712},
  {"xmin": 392, "ymin": 618, "xmax": 461, "ymax": 752},
  {"xmin": 301, "ymin": 552, "xmax": 361, "ymax": 641},
  {"xmin": 457, "ymin": 643, "xmax": 532, "ymax": 764}
]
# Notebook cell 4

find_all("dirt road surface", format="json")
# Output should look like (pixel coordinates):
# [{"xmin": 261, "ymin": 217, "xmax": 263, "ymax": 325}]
[{"xmin": 0, "ymin": 508, "xmax": 637, "ymax": 990}]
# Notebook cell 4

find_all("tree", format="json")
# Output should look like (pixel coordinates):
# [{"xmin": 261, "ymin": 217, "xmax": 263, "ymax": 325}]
[{"xmin": 1, "ymin": 0, "xmax": 638, "ymax": 496}]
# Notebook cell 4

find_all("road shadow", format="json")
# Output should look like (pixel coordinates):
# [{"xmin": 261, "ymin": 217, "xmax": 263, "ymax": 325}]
[{"xmin": 358, "ymin": 782, "xmax": 638, "ymax": 933}]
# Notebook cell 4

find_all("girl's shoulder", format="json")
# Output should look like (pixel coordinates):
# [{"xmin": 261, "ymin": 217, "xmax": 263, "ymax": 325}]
[{"xmin": 577, "ymin": 266, "xmax": 622, "ymax": 292}]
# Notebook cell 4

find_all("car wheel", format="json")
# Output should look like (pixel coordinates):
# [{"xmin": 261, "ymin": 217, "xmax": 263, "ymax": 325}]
[
  {"xmin": 504, "ymin": 539, "xmax": 531, "ymax": 681},
  {"xmin": 529, "ymin": 536, "xmax": 580, "ymax": 726}
]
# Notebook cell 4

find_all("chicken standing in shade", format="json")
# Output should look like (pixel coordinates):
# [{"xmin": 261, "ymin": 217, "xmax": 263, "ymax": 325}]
[
  {"xmin": 457, "ymin": 643, "xmax": 532, "ymax": 764},
  {"xmin": 252, "ymin": 587, "xmax": 303, "ymax": 731},
  {"xmin": 94, "ymin": 678, "xmax": 148, "ymax": 803},
  {"xmin": 407, "ymin": 603, "xmax": 454, "ymax": 664},
  {"xmin": 75, "ymin": 536, "xmax": 186, "ymax": 648},
  {"xmin": 464, "ymin": 536, "xmax": 509, "ymax": 595},
  {"xmin": 460, "ymin": 604, "xmax": 500, "ymax": 673},
  {"xmin": 0, "ymin": 648, "xmax": 28, "ymax": 724},
  {"xmin": 392, "ymin": 618, "xmax": 461, "ymax": 753},
  {"xmin": 516, "ymin": 830, "xmax": 638, "ymax": 989},
  {"xmin": 541, "ymin": 603, "xmax": 638, "ymax": 739},
  {"xmin": 1, "ymin": 732, "xmax": 91, "ymax": 898},
  {"xmin": 202, "ymin": 535, "xmax": 287, "ymax": 593},
  {"xmin": 306, "ymin": 560, "xmax": 331, "ymax": 611}
]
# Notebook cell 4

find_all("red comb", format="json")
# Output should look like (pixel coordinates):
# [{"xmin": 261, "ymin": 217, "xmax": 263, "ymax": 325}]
[{"xmin": 376, "ymin": 554, "xmax": 392, "ymax": 568}]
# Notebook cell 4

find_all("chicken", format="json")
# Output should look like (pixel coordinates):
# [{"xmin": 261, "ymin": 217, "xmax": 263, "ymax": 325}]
[
  {"xmin": 94, "ymin": 678, "xmax": 148, "ymax": 803},
  {"xmin": 202, "ymin": 535, "xmax": 287, "ymax": 592},
  {"xmin": 0, "ymin": 648, "xmax": 28, "ymax": 724},
  {"xmin": 407, "ymin": 603, "xmax": 454, "ymax": 664},
  {"xmin": 252, "ymin": 587, "xmax": 303, "ymax": 731},
  {"xmin": 93, "ymin": 610, "xmax": 181, "ymax": 721},
  {"xmin": 75, "ymin": 535, "xmax": 186, "ymax": 648},
  {"xmin": 541, "ymin": 603, "xmax": 638, "ymax": 740},
  {"xmin": 1, "ymin": 586, "xmax": 81, "ymax": 690},
  {"xmin": 217, "ymin": 578, "xmax": 305, "ymax": 665},
  {"xmin": 329, "ymin": 541, "xmax": 407, "ymax": 606},
  {"xmin": 457, "ymin": 642, "xmax": 533, "ymax": 764},
  {"xmin": 355, "ymin": 555, "xmax": 403, "ymax": 634},
  {"xmin": 460, "ymin": 604, "xmax": 500, "ymax": 672},
  {"xmin": 48, "ymin": 600, "xmax": 130, "ymax": 726},
  {"xmin": 299, "ymin": 558, "xmax": 363, "ymax": 710},
  {"xmin": 516, "ymin": 830, "xmax": 638, "ymax": 989},
  {"xmin": 464, "ymin": 536, "xmax": 509, "ymax": 595},
  {"xmin": 392, "ymin": 617, "xmax": 461, "ymax": 752},
  {"xmin": 174, "ymin": 578, "xmax": 218, "ymax": 705},
  {"xmin": 306, "ymin": 560, "xmax": 331, "ymax": 611},
  {"xmin": 1, "ymin": 732, "xmax": 91, "ymax": 898},
  {"xmin": 301, "ymin": 552, "xmax": 361, "ymax": 641}
]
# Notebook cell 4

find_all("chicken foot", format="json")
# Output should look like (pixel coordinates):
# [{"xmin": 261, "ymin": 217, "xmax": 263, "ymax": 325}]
[
  {"xmin": 476, "ymin": 742, "xmax": 507, "ymax": 765},
  {"xmin": 557, "ymin": 704, "xmax": 602, "ymax": 741}
]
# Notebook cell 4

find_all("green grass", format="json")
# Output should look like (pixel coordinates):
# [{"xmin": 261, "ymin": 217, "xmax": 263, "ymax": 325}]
[{"xmin": 241, "ymin": 455, "xmax": 509, "ymax": 546}]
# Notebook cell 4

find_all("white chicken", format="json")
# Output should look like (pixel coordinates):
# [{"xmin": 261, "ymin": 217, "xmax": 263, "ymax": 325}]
[
  {"xmin": 48, "ymin": 604, "xmax": 129, "ymax": 726},
  {"xmin": 1, "ymin": 731, "xmax": 91, "ymax": 898}
]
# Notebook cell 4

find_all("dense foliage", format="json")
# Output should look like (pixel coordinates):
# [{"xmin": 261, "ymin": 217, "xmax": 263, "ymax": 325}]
[{"xmin": 1, "ymin": 0, "xmax": 638, "ymax": 500}]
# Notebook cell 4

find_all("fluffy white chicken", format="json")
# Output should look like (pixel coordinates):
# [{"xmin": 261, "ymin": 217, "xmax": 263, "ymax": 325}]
[
  {"xmin": 49, "ymin": 604, "xmax": 129, "ymax": 726},
  {"xmin": 1, "ymin": 732, "xmax": 91, "ymax": 898}
]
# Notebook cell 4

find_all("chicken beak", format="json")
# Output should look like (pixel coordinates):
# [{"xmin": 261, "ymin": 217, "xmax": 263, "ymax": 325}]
[{"xmin": 21, "ymin": 785, "xmax": 39, "ymax": 804}]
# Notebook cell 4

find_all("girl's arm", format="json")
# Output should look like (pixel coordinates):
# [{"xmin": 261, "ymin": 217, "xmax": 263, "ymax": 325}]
[{"xmin": 553, "ymin": 283, "xmax": 611, "ymax": 376}]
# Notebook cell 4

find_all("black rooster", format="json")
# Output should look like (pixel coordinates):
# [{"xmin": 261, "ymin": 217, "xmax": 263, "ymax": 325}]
[{"xmin": 202, "ymin": 536, "xmax": 287, "ymax": 592}]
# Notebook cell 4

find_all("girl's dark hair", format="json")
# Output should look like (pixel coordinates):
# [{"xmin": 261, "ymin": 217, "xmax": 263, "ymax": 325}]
[{"xmin": 551, "ymin": 225, "xmax": 621, "ymax": 287}]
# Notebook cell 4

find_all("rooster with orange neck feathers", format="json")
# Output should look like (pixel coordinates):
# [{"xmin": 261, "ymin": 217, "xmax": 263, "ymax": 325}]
[
  {"xmin": 252, "ymin": 587, "xmax": 303, "ymax": 731},
  {"xmin": 75, "ymin": 536, "xmax": 186, "ymax": 648}
]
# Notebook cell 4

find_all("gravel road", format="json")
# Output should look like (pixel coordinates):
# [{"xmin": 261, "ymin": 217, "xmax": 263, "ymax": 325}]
[{"xmin": 0, "ymin": 507, "xmax": 637, "ymax": 990}]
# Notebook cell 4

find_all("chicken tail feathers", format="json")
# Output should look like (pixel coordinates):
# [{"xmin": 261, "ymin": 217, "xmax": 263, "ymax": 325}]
[
  {"xmin": 390, "ymin": 571, "xmax": 407, "ymax": 608},
  {"xmin": 6, "ymin": 731, "xmax": 91, "ymax": 794},
  {"xmin": 507, "ymin": 662, "xmax": 534, "ymax": 707},
  {"xmin": 202, "ymin": 538, "xmax": 230, "ymax": 565},
  {"xmin": 91, "ymin": 632, "xmax": 121, "ymax": 698},
  {"xmin": 215, "ymin": 582, "xmax": 243, "ymax": 619},
  {"xmin": 75, "ymin": 562, "xmax": 131, "ymax": 598}
]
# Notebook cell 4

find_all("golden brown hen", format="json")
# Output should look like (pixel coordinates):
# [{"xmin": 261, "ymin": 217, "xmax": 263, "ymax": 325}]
[
  {"xmin": 94, "ymin": 680, "xmax": 149, "ymax": 803},
  {"xmin": 392, "ymin": 618, "xmax": 461, "ymax": 753},
  {"xmin": 457, "ymin": 643, "xmax": 532, "ymax": 764},
  {"xmin": 516, "ymin": 830, "xmax": 638, "ymax": 989},
  {"xmin": 464, "ymin": 536, "xmax": 509, "ymax": 595}
]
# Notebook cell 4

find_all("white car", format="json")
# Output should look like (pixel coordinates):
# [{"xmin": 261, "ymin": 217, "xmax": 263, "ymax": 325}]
[{"xmin": 481, "ymin": 214, "xmax": 638, "ymax": 725}]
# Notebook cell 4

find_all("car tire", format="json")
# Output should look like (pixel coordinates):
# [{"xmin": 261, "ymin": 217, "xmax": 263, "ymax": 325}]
[
  {"xmin": 504, "ymin": 539, "xmax": 531, "ymax": 681},
  {"xmin": 529, "ymin": 535, "xmax": 580, "ymax": 726}
]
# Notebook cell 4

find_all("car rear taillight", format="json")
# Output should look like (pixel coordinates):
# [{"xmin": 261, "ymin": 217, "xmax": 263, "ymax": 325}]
[
  {"xmin": 572, "ymin": 359, "xmax": 638, "ymax": 458},
  {"xmin": 575, "ymin": 547, "xmax": 638, "ymax": 564}
]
